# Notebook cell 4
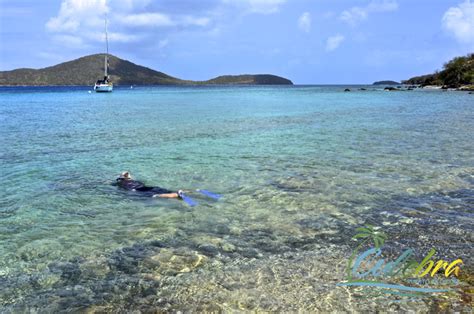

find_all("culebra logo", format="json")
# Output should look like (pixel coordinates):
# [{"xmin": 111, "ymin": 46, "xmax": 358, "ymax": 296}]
[{"xmin": 337, "ymin": 225, "xmax": 463, "ymax": 299}]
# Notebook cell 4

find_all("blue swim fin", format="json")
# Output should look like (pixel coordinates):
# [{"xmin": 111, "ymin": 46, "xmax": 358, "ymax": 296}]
[
  {"xmin": 197, "ymin": 189, "xmax": 222, "ymax": 200},
  {"xmin": 180, "ymin": 192, "xmax": 198, "ymax": 206}
]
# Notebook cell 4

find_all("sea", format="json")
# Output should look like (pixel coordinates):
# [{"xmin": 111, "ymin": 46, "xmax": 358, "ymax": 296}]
[{"xmin": 0, "ymin": 85, "xmax": 472, "ymax": 311}]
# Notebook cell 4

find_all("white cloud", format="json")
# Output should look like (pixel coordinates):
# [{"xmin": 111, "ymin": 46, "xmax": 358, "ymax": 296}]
[
  {"xmin": 340, "ymin": 0, "xmax": 398, "ymax": 26},
  {"xmin": 107, "ymin": 32, "xmax": 142, "ymax": 43},
  {"xmin": 46, "ymin": 0, "xmax": 107, "ymax": 32},
  {"xmin": 119, "ymin": 13, "xmax": 173, "ymax": 27},
  {"xmin": 367, "ymin": 0, "xmax": 398, "ymax": 12},
  {"xmin": 112, "ymin": 0, "xmax": 151, "ymax": 11},
  {"xmin": 246, "ymin": 0, "xmax": 286, "ymax": 14},
  {"xmin": 224, "ymin": 0, "xmax": 286, "ymax": 14},
  {"xmin": 340, "ymin": 7, "xmax": 368, "ymax": 25},
  {"xmin": 326, "ymin": 34, "xmax": 345, "ymax": 51},
  {"xmin": 118, "ymin": 13, "xmax": 210, "ymax": 28},
  {"xmin": 181, "ymin": 16, "xmax": 210, "ymax": 27},
  {"xmin": 45, "ymin": 0, "xmax": 288, "ymax": 54},
  {"xmin": 442, "ymin": 0, "xmax": 474, "ymax": 44},
  {"xmin": 46, "ymin": 0, "xmax": 213, "ymax": 49},
  {"xmin": 158, "ymin": 39, "xmax": 169, "ymax": 49},
  {"xmin": 298, "ymin": 12, "xmax": 311, "ymax": 32}
]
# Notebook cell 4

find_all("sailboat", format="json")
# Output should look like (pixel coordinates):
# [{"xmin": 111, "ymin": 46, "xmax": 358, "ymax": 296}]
[{"xmin": 94, "ymin": 16, "xmax": 113, "ymax": 92}]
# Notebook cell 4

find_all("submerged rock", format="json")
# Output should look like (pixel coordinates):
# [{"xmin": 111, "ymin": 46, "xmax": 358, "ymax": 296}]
[
  {"xmin": 146, "ymin": 248, "xmax": 207, "ymax": 275},
  {"xmin": 221, "ymin": 242, "xmax": 236, "ymax": 253},
  {"xmin": 240, "ymin": 248, "xmax": 261, "ymax": 258},
  {"xmin": 197, "ymin": 243, "xmax": 219, "ymax": 257}
]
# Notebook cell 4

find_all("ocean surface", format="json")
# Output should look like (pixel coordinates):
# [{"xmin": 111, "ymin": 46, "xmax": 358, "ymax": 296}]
[{"xmin": 0, "ymin": 85, "xmax": 472, "ymax": 311}]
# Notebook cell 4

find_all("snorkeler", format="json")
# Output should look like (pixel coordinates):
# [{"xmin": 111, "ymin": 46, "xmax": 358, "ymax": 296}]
[{"xmin": 116, "ymin": 171, "xmax": 183, "ymax": 199}]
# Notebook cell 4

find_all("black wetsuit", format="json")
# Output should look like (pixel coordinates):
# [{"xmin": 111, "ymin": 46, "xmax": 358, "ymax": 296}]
[{"xmin": 116, "ymin": 177, "xmax": 173, "ymax": 196}]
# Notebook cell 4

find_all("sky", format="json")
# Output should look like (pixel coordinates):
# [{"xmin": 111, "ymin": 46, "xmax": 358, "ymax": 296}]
[{"xmin": 0, "ymin": 0, "xmax": 473, "ymax": 84}]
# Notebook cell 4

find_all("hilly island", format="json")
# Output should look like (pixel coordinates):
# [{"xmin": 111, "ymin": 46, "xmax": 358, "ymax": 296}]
[
  {"xmin": 403, "ymin": 53, "xmax": 473, "ymax": 89},
  {"xmin": 0, "ymin": 54, "xmax": 293, "ymax": 86}
]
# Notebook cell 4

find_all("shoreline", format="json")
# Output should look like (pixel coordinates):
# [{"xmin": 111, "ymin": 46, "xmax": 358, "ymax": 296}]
[{"xmin": 0, "ymin": 83, "xmax": 473, "ymax": 89}]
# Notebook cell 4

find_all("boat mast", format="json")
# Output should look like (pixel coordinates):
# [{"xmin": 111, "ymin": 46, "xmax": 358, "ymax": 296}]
[{"xmin": 104, "ymin": 14, "xmax": 109, "ymax": 79}]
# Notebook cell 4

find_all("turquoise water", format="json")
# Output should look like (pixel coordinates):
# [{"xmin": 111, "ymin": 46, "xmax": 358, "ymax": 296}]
[{"xmin": 0, "ymin": 86, "xmax": 472, "ymax": 311}]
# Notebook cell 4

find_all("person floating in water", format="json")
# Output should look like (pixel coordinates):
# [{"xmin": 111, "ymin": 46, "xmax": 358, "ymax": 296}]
[{"xmin": 116, "ymin": 171, "xmax": 183, "ymax": 199}]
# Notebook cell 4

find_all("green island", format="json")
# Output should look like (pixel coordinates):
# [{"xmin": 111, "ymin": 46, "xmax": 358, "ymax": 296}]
[
  {"xmin": 0, "ymin": 54, "xmax": 293, "ymax": 86},
  {"xmin": 372, "ymin": 80, "xmax": 400, "ymax": 85},
  {"xmin": 403, "ymin": 53, "xmax": 474, "ymax": 90}
]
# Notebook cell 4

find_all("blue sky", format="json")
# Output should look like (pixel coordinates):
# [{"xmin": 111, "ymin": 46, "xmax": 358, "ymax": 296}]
[{"xmin": 0, "ymin": 0, "xmax": 473, "ymax": 83}]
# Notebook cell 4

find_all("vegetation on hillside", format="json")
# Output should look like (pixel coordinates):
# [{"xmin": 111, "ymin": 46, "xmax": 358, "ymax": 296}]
[
  {"xmin": 206, "ymin": 74, "xmax": 292, "ymax": 85},
  {"xmin": 403, "ymin": 53, "xmax": 474, "ymax": 88},
  {"xmin": 0, "ymin": 54, "xmax": 293, "ymax": 86},
  {"xmin": 373, "ymin": 80, "xmax": 400, "ymax": 85}
]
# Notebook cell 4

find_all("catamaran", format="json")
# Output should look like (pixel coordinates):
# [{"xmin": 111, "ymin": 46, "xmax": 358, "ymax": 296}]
[{"xmin": 94, "ymin": 16, "xmax": 113, "ymax": 92}]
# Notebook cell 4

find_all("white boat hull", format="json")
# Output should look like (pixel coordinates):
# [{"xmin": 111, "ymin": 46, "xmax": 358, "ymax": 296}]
[{"xmin": 94, "ymin": 83, "xmax": 113, "ymax": 92}]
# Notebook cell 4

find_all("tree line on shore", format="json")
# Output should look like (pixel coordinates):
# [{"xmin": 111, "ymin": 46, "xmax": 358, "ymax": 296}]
[{"xmin": 403, "ymin": 53, "xmax": 473, "ymax": 88}]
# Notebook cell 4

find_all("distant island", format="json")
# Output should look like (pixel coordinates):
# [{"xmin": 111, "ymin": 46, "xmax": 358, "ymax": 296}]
[
  {"xmin": 403, "ymin": 53, "xmax": 473, "ymax": 90},
  {"xmin": 373, "ymin": 80, "xmax": 400, "ymax": 85},
  {"xmin": 0, "ymin": 54, "xmax": 293, "ymax": 86}
]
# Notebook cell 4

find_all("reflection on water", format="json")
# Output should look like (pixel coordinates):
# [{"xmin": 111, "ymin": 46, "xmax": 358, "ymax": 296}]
[{"xmin": 0, "ymin": 86, "xmax": 472, "ymax": 311}]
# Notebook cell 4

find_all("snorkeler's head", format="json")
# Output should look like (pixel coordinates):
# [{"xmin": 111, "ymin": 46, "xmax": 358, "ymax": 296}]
[{"xmin": 121, "ymin": 171, "xmax": 131, "ymax": 179}]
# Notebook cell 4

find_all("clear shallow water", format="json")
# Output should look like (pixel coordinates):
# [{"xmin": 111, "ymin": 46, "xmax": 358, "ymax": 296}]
[{"xmin": 0, "ymin": 86, "xmax": 472, "ymax": 311}]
